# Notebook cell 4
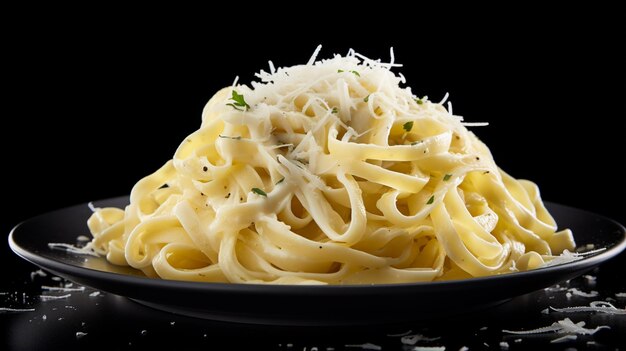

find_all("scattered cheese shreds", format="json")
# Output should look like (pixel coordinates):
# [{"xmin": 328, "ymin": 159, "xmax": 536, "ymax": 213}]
[
  {"xmin": 89, "ymin": 291, "xmax": 101, "ymax": 297},
  {"xmin": 583, "ymin": 275, "xmax": 596, "ymax": 282},
  {"xmin": 30, "ymin": 269, "xmax": 47, "ymax": 280},
  {"xmin": 40, "ymin": 294, "xmax": 71, "ymax": 301},
  {"xmin": 344, "ymin": 343, "xmax": 382, "ymax": 350},
  {"xmin": 76, "ymin": 331, "xmax": 88, "ymax": 339},
  {"xmin": 541, "ymin": 308, "xmax": 550, "ymax": 314},
  {"xmin": 42, "ymin": 286, "xmax": 85, "ymax": 292},
  {"xmin": 401, "ymin": 334, "xmax": 440, "ymax": 345},
  {"xmin": 550, "ymin": 335, "xmax": 577, "ymax": 343},
  {"xmin": 550, "ymin": 301, "xmax": 626, "ymax": 315},
  {"xmin": 568, "ymin": 288, "xmax": 598, "ymax": 297},
  {"xmin": 543, "ymin": 248, "xmax": 606, "ymax": 267},
  {"xmin": 412, "ymin": 347, "xmax": 445, "ymax": 351},
  {"xmin": 47, "ymin": 243, "xmax": 98, "ymax": 257},
  {"xmin": 0, "ymin": 307, "xmax": 35, "ymax": 313},
  {"xmin": 503, "ymin": 318, "xmax": 609, "ymax": 335},
  {"xmin": 615, "ymin": 292, "xmax": 626, "ymax": 298},
  {"xmin": 499, "ymin": 341, "xmax": 509, "ymax": 350}
]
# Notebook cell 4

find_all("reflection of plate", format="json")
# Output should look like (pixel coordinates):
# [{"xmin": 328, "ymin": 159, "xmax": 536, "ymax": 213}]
[{"xmin": 8, "ymin": 196, "xmax": 626, "ymax": 325}]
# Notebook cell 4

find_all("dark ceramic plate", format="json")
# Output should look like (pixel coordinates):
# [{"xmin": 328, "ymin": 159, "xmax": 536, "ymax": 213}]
[{"xmin": 8, "ymin": 196, "xmax": 626, "ymax": 325}]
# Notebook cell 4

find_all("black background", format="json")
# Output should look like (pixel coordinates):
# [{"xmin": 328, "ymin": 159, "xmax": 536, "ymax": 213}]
[
  {"xmin": 3, "ymin": 13, "xmax": 624, "ymax": 252},
  {"xmin": 1, "ymin": 9, "xmax": 625, "ymax": 349}
]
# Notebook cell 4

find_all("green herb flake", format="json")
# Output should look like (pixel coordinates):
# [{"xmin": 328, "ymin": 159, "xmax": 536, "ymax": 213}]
[
  {"xmin": 276, "ymin": 177, "xmax": 285, "ymax": 185},
  {"xmin": 403, "ymin": 121, "xmax": 414, "ymax": 132},
  {"xmin": 331, "ymin": 107, "xmax": 338, "ymax": 114},
  {"xmin": 251, "ymin": 188, "xmax": 267, "ymax": 197},
  {"xmin": 443, "ymin": 174, "xmax": 452, "ymax": 181},
  {"xmin": 337, "ymin": 69, "xmax": 344, "ymax": 73},
  {"xmin": 411, "ymin": 140, "xmax": 423, "ymax": 145},
  {"xmin": 426, "ymin": 195, "xmax": 435, "ymax": 205},
  {"xmin": 218, "ymin": 135, "xmax": 242, "ymax": 140},
  {"xmin": 364, "ymin": 95, "xmax": 370, "ymax": 103},
  {"xmin": 227, "ymin": 90, "xmax": 250, "ymax": 111},
  {"xmin": 350, "ymin": 70, "xmax": 360, "ymax": 77},
  {"xmin": 415, "ymin": 98, "xmax": 424, "ymax": 105}
]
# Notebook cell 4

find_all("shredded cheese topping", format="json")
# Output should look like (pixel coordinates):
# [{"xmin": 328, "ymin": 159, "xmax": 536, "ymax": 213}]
[{"xmin": 503, "ymin": 317, "xmax": 609, "ymax": 335}]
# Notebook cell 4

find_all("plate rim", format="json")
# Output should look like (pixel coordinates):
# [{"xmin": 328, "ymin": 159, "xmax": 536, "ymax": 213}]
[{"xmin": 7, "ymin": 197, "xmax": 626, "ymax": 296}]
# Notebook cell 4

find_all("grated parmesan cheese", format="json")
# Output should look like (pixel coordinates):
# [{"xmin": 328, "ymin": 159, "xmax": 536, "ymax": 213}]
[
  {"xmin": 401, "ymin": 334, "xmax": 440, "ymax": 345},
  {"xmin": 499, "ymin": 341, "xmax": 509, "ymax": 350},
  {"xmin": 582, "ymin": 275, "xmax": 596, "ymax": 282},
  {"xmin": 615, "ymin": 292, "xmax": 626, "ymax": 298},
  {"xmin": 550, "ymin": 301, "xmax": 626, "ymax": 315},
  {"xmin": 503, "ymin": 317, "xmax": 609, "ymax": 335},
  {"xmin": 568, "ymin": 288, "xmax": 598, "ymax": 298},
  {"xmin": 30, "ymin": 269, "xmax": 47, "ymax": 281},
  {"xmin": 344, "ymin": 343, "xmax": 382, "ymax": 350},
  {"xmin": 411, "ymin": 347, "xmax": 445, "ymax": 351},
  {"xmin": 42, "ymin": 286, "xmax": 85, "ymax": 292},
  {"xmin": 47, "ymin": 243, "xmax": 98, "ymax": 257},
  {"xmin": 543, "ymin": 248, "xmax": 606, "ymax": 267},
  {"xmin": 0, "ymin": 307, "xmax": 35, "ymax": 313},
  {"xmin": 550, "ymin": 335, "xmax": 577, "ymax": 343},
  {"xmin": 40, "ymin": 294, "xmax": 71, "ymax": 301}
]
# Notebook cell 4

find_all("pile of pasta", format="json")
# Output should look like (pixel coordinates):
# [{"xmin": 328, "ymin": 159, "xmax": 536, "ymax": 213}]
[{"xmin": 87, "ymin": 48, "xmax": 575, "ymax": 284}]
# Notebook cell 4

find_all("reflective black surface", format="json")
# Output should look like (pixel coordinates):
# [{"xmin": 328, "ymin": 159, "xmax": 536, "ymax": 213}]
[{"xmin": 1, "ymin": 249, "xmax": 625, "ymax": 350}]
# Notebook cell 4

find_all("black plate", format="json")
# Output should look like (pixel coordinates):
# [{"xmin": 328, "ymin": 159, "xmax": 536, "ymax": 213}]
[{"xmin": 8, "ymin": 196, "xmax": 626, "ymax": 325}]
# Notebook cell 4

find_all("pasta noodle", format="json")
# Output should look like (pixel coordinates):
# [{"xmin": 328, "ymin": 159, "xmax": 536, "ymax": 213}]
[{"xmin": 87, "ymin": 47, "xmax": 575, "ymax": 284}]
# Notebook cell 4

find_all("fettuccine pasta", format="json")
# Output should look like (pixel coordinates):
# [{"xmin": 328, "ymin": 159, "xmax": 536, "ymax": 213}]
[{"xmin": 87, "ymin": 48, "xmax": 574, "ymax": 284}]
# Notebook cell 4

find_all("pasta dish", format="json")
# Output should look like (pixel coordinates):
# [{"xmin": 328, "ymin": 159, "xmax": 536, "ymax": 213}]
[{"xmin": 86, "ymin": 47, "xmax": 575, "ymax": 284}]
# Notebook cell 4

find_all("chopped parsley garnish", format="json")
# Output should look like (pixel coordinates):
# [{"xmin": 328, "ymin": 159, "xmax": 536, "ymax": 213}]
[
  {"xmin": 414, "ymin": 97, "xmax": 424, "ymax": 105},
  {"xmin": 276, "ymin": 177, "xmax": 285, "ymax": 185},
  {"xmin": 226, "ymin": 90, "xmax": 250, "ymax": 111},
  {"xmin": 443, "ymin": 174, "xmax": 452, "ymax": 181},
  {"xmin": 331, "ymin": 107, "xmax": 338, "ymax": 114},
  {"xmin": 426, "ymin": 195, "xmax": 435, "ymax": 205},
  {"xmin": 411, "ymin": 140, "xmax": 423, "ymax": 145},
  {"xmin": 251, "ymin": 188, "xmax": 267, "ymax": 197},
  {"xmin": 218, "ymin": 135, "xmax": 242, "ymax": 140},
  {"xmin": 403, "ymin": 121, "xmax": 414, "ymax": 132},
  {"xmin": 337, "ymin": 69, "xmax": 360, "ymax": 77},
  {"xmin": 363, "ymin": 95, "xmax": 370, "ymax": 103}
]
